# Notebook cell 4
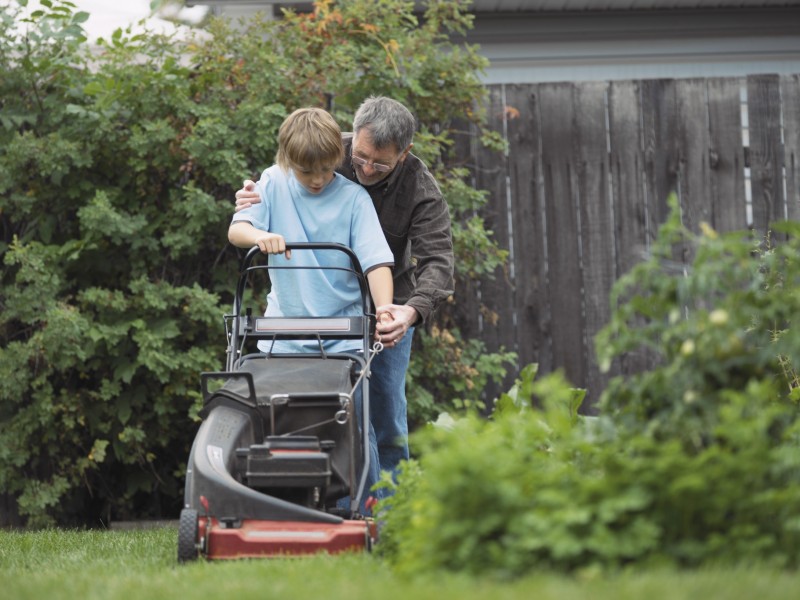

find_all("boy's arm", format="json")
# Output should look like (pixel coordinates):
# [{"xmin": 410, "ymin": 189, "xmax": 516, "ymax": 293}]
[
  {"xmin": 366, "ymin": 266, "xmax": 393, "ymax": 313},
  {"xmin": 228, "ymin": 221, "xmax": 291, "ymax": 258}
]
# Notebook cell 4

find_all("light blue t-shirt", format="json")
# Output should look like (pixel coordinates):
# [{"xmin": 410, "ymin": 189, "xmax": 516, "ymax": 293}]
[{"xmin": 231, "ymin": 165, "xmax": 393, "ymax": 353}]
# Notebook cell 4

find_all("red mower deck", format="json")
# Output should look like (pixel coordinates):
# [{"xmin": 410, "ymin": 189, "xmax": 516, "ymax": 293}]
[{"xmin": 198, "ymin": 517, "xmax": 374, "ymax": 559}]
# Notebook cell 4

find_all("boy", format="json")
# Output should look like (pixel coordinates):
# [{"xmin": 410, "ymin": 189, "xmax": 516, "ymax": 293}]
[
  {"xmin": 228, "ymin": 107, "xmax": 394, "ymax": 354},
  {"xmin": 227, "ymin": 107, "xmax": 393, "ymax": 511}
]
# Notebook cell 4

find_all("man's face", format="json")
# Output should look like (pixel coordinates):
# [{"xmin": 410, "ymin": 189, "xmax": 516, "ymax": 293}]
[{"xmin": 351, "ymin": 128, "xmax": 411, "ymax": 187}]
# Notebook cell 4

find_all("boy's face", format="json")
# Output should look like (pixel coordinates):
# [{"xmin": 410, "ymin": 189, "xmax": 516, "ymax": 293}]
[
  {"xmin": 351, "ymin": 128, "xmax": 411, "ymax": 187},
  {"xmin": 292, "ymin": 163, "xmax": 337, "ymax": 194}
]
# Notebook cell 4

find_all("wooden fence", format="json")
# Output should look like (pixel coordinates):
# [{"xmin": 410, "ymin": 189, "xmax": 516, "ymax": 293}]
[{"xmin": 451, "ymin": 74, "xmax": 800, "ymax": 411}]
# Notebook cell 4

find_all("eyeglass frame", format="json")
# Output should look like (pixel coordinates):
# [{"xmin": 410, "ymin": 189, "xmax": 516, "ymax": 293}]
[{"xmin": 350, "ymin": 154, "xmax": 394, "ymax": 173}]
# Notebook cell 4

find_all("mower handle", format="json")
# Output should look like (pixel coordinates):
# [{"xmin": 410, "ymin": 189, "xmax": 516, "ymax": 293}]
[{"xmin": 233, "ymin": 243, "xmax": 371, "ymax": 319}]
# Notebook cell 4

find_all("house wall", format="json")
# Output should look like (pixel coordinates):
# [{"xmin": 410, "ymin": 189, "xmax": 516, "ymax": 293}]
[
  {"xmin": 192, "ymin": 3, "xmax": 800, "ymax": 83},
  {"xmin": 465, "ymin": 8, "xmax": 800, "ymax": 83}
]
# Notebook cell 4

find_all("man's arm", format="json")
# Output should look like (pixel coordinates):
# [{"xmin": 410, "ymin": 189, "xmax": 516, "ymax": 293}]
[{"xmin": 402, "ymin": 171, "xmax": 455, "ymax": 325}]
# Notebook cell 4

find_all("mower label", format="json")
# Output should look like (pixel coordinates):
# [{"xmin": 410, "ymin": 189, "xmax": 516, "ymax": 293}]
[{"xmin": 207, "ymin": 445, "xmax": 226, "ymax": 476}]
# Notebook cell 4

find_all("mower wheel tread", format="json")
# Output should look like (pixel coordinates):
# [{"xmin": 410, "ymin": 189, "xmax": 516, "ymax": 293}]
[{"xmin": 177, "ymin": 508, "xmax": 200, "ymax": 563}]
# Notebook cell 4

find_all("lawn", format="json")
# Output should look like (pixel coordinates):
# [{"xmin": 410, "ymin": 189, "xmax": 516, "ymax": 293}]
[{"xmin": 1, "ymin": 527, "xmax": 798, "ymax": 600}]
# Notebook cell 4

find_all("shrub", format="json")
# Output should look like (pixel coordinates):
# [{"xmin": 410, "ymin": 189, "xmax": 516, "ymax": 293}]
[
  {"xmin": 378, "ymin": 200, "xmax": 800, "ymax": 575},
  {"xmin": 406, "ymin": 325, "xmax": 516, "ymax": 426},
  {"xmin": 0, "ymin": 0, "xmax": 508, "ymax": 526}
]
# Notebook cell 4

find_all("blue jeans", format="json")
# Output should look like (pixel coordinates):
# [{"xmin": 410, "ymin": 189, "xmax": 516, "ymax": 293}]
[
  {"xmin": 369, "ymin": 327, "xmax": 413, "ymax": 486},
  {"xmin": 338, "ymin": 383, "xmax": 381, "ymax": 515},
  {"xmin": 337, "ymin": 328, "xmax": 413, "ymax": 513}
]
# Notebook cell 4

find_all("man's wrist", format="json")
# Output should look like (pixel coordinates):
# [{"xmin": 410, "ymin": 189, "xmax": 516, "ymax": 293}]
[{"xmin": 402, "ymin": 302, "xmax": 423, "ymax": 327}]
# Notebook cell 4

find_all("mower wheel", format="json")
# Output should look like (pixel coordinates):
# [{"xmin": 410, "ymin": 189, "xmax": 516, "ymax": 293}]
[{"xmin": 177, "ymin": 508, "xmax": 200, "ymax": 563}]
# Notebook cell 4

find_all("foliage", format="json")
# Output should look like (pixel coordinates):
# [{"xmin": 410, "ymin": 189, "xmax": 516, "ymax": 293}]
[
  {"xmin": 406, "ymin": 325, "xmax": 516, "ymax": 426},
  {"xmin": 596, "ymin": 194, "xmax": 800, "ymax": 440},
  {"xmin": 0, "ymin": 0, "xmax": 508, "ymax": 525},
  {"xmin": 378, "ymin": 202, "xmax": 800, "ymax": 576}
]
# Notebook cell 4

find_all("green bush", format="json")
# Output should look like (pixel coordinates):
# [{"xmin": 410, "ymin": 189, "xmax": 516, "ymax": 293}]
[
  {"xmin": 596, "ymin": 195, "xmax": 800, "ymax": 439},
  {"xmin": 0, "ymin": 0, "xmax": 508, "ymax": 526},
  {"xmin": 378, "ymin": 200, "xmax": 800, "ymax": 575},
  {"xmin": 406, "ymin": 324, "xmax": 516, "ymax": 426}
]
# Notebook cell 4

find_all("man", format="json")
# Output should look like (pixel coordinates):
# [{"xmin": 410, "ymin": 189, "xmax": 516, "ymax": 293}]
[{"xmin": 235, "ymin": 96, "xmax": 455, "ymax": 488}]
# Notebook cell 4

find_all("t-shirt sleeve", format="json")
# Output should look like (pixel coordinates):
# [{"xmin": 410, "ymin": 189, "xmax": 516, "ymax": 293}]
[
  {"xmin": 350, "ymin": 190, "xmax": 394, "ymax": 274},
  {"xmin": 230, "ymin": 170, "xmax": 271, "ymax": 231}
]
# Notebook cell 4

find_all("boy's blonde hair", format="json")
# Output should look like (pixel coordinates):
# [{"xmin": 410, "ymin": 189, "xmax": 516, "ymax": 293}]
[{"xmin": 276, "ymin": 107, "xmax": 344, "ymax": 172}]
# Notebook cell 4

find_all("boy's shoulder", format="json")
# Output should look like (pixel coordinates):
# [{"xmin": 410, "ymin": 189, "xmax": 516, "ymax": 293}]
[
  {"xmin": 257, "ymin": 165, "xmax": 289, "ymax": 194},
  {"xmin": 332, "ymin": 171, "xmax": 362, "ymax": 190},
  {"xmin": 261, "ymin": 164, "xmax": 284, "ymax": 180}
]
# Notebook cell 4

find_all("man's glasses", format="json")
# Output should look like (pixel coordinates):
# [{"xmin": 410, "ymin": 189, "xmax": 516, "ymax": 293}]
[{"xmin": 351, "ymin": 155, "xmax": 393, "ymax": 173}]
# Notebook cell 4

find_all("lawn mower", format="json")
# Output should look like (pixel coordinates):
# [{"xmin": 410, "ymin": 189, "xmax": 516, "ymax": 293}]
[{"xmin": 177, "ymin": 243, "xmax": 381, "ymax": 562}]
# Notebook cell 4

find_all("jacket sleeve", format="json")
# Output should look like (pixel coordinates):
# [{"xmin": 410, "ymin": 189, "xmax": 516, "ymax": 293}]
[{"xmin": 404, "ymin": 170, "xmax": 455, "ymax": 325}]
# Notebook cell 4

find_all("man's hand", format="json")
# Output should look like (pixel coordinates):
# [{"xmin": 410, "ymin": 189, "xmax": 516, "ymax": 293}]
[
  {"xmin": 375, "ymin": 304, "xmax": 417, "ymax": 346},
  {"xmin": 235, "ymin": 179, "xmax": 261, "ymax": 212}
]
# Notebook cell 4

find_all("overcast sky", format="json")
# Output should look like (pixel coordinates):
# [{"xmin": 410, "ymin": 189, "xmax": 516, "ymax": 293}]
[{"xmin": 6, "ymin": 0, "xmax": 209, "ymax": 41}]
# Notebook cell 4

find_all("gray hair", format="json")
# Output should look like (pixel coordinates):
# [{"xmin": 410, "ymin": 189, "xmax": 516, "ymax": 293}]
[{"xmin": 352, "ymin": 96, "xmax": 416, "ymax": 153}]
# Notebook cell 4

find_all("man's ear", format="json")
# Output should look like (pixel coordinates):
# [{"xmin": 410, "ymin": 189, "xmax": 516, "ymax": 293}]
[{"xmin": 398, "ymin": 143, "xmax": 413, "ymax": 163}]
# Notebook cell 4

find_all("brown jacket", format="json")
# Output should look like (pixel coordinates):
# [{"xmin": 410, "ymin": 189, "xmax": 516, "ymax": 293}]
[{"xmin": 339, "ymin": 137, "xmax": 454, "ymax": 325}]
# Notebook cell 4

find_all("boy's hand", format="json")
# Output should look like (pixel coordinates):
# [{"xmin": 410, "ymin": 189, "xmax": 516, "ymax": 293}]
[
  {"xmin": 254, "ymin": 232, "xmax": 291, "ymax": 259},
  {"xmin": 235, "ymin": 179, "xmax": 261, "ymax": 212}
]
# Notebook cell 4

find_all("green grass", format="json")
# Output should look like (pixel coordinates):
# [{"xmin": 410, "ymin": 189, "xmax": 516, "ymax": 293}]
[{"xmin": 1, "ymin": 527, "xmax": 798, "ymax": 600}]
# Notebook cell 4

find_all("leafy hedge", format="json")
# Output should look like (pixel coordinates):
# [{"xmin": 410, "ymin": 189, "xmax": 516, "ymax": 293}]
[
  {"xmin": 0, "ymin": 0, "xmax": 510, "ymax": 526},
  {"xmin": 377, "ymin": 200, "xmax": 800, "ymax": 575}
]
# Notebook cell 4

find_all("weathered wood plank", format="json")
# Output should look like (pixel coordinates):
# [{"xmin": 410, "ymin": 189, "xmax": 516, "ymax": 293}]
[
  {"xmin": 782, "ymin": 74, "xmax": 800, "ymax": 222},
  {"xmin": 607, "ymin": 80, "xmax": 655, "ymax": 378},
  {"xmin": 472, "ymin": 85, "xmax": 516, "ymax": 363},
  {"xmin": 641, "ymin": 79, "xmax": 680, "ymax": 237},
  {"xmin": 706, "ymin": 77, "xmax": 747, "ymax": 232},
  {"xmin": 747, "ymin": 74, "xmax": 785, "ymax": 234},
  {"xmin": 538, "ymin": 82, "xmax": 587, "ymax": 390},
  {"xmin": 505, "ymin": 83, "xmax": 549, "ymax": 376},
  {"xmin": 573, "ymin": 81, "xmax": 613, "ymax": 411},
  {"xmin": 448, "ymin": 115, "xmax": 482, "ymax": 342},
  {"xmin": 675, "ymin": 79, "xmax": 712, "ymax": 248},
  {"xmin": 609, "ymin": 80, "xmax": 646, "ymax": 277}
]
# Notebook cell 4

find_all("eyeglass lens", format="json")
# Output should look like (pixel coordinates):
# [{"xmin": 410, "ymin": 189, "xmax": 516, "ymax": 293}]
[{"xmin": 352, "ymin": 155, "xmax": 392, "ymax": 173}]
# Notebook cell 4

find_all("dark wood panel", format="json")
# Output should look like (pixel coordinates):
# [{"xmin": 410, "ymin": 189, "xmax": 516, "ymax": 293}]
[
  {"xmin": 505, "ymin": 84, "xmax": 549, "ymax": 375},
  {"xmin": 472, "ymin": 86, "xmax": 516, "ymax": 361},
  {"xmin": 641, "ymin": 79, "xmax": 680, "ymax": 238},
  {"xmin": 676, "ymin": 79, "xmax": 712, "ymax": 247},
  {"xmin": 607, "ymin": 80, "xmax": 654, "ymax": 378},
  {"xmin": 538, "ymin": 82, "xmax": 587, "ymax": 390},
  {"xmin": 747, "ymin": 74, "xmax": 785, "ymax": 234},
  {"xmin": 782, "ymin": 75, "xmax": 800, "ymax": 222},
  {"xmin": 448, "ymin": 114, "xmax": 483, "ymax": 343},
  {"xmin": 706, "ymin": 77, "xmax": 747, "ymax": 232},
  {"xmin": 574, "ymin": 81, "xmax": 613, "ymax": 412},
  {"xmin": 608, "ymin": 80, "xmax": 646, "ymax": 277}
]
